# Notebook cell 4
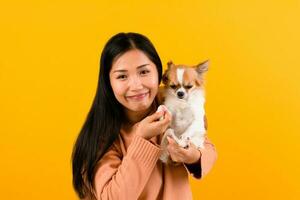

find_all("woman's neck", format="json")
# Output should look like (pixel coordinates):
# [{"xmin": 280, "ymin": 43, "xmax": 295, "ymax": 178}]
[
  {"xmin": 123, "ymin": 102, "xmax": 157, "ymax": 126},
  {"xmin": 124, "ymin": 108, "xmax": 151, "ymax": 125}
]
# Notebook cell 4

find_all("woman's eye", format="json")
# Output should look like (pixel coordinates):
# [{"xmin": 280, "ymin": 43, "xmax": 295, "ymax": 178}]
[
  {"xmin": 117, "ymin": 75, "xmax": 127, "ymax": 79},
  {"xmin": 140, "ymin": 70, "xmax": 150, "ymax": 75}
]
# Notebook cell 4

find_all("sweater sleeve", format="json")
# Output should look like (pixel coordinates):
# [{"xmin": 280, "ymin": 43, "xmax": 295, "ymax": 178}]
[
  {"xmin": 94, "ymin": 134, "xmax": 161, "ymax": 200},
  {"xmin": 184, "ymin": 136, "xmax": 217, "ymax": 179}
]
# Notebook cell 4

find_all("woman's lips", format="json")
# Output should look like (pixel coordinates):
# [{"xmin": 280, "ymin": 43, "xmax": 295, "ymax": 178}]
[{"xmin": 126, "ymin": 92, "xmax": 149, "ymax": 101}]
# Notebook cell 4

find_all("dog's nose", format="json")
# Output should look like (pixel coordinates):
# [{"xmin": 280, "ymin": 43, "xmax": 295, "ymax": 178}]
[{"xmin": 177, "ymin": 91, "xmax": 185, "ymax": 99}]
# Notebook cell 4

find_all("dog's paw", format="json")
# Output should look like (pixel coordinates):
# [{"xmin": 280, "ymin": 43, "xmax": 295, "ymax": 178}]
[
  {"xmin": 166, "ymin": 128, "xmax": 175, "ymax": 137},
  {"xmin": 177, "ymin": 139, "xmax": 189, "ymax": 148},
  {"xmin": 178, "ymin": 135, "xmax": 191, "ymax": 148},
  {"xmin": 156, "ymin": 105, "xmax": 168, "ymax": 120}
]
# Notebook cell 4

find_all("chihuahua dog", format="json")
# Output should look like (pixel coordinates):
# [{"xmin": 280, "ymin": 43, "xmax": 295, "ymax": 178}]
[{"xmin": 158, "ymin": 60, "xmax": 209, "ymax": 164}]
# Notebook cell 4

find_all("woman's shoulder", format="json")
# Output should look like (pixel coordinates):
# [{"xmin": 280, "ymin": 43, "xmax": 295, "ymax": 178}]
[{"xmin": 105, "ymin": 134, "xmax": 123, "ymax": 156}]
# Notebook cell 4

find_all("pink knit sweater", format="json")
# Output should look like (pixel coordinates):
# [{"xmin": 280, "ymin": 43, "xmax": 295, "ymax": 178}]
[{"xmin": 93, "ymin": 128, "xmax": 217, "ymax": 200}]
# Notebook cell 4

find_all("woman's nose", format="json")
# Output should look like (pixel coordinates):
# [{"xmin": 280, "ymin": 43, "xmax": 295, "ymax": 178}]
[{"xmin": 129, "ymin": 76, "xmax": 143, "ymax": 90}]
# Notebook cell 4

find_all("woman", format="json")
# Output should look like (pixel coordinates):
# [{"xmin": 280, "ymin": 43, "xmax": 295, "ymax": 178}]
[{"xmin": 72, "ymin": 32, "xmax": 217, "ymax": 200}]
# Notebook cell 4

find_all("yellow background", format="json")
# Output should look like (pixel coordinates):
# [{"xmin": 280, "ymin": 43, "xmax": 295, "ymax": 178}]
[{"xmin": 1, "ymin": 0, "xmax": 299, "ymax": 199}]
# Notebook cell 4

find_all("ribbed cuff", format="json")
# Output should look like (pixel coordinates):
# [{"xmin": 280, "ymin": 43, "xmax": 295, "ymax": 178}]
[
  {"xmin": 127, "ymin": 135, "xmax": 161, "ymax": 169},
  {"xmin": 185, "ymin": 158, "xmax": 202, "ymax": 179}
]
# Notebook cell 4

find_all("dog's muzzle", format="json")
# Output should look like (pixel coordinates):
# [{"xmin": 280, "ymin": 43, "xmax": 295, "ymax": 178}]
[{"xmin": 177, "ymin": 91, "xmax": 185, "ymax": 99}]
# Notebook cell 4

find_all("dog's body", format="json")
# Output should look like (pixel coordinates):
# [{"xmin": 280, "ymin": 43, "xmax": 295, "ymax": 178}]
[{"xmin": 158, "ymin": 60, "xmax": 209, "ymax": 164}]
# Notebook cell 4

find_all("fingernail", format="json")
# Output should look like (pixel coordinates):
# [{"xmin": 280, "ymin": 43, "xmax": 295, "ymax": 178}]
[{"xmin": 167, "ymin": 136, "xmax": 171, "ymax": 142}]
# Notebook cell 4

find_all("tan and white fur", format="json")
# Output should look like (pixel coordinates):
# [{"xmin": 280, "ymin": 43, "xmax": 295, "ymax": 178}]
[{"xmin": 158, "ymin": 60, "xmax": 209, "ymax": 164}]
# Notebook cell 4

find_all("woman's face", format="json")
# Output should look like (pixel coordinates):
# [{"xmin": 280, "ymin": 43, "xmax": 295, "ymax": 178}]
[{"xmin": 109, "ymin": 49, "xmax": 159, "ymax": 114}]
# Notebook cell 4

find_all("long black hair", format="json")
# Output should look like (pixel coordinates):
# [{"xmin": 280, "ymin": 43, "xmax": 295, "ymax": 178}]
[{"xmin": 72, "ymin": 32, "xmax": 163, "ymax": 199}]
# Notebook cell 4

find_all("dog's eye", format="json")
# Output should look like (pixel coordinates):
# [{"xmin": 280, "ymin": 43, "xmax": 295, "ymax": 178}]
[
  {"xmin": 184, "ymin": 85, "xmax": 193, "ymax": 89},
  {"xmin": 170, "ymin": 85, "xmax": 177, "ymax": 89}
]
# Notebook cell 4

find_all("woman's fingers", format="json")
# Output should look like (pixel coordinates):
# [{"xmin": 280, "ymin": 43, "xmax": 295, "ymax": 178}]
[
  {"xmin": 146, "ymin": 111, "xmax": 164, "ymax": 122},
  {"xmin": 155, "ymin": 115, "xmax": 171, "ymax": 126},
  {"xmin": 167, "ymin": 136, "xmax": 176, "ymax": 145},
  {"xmin": 166, "ymin": 135, "xmax": 202, "ymax": 163},
  {"xmin": 147, "ymin": 105, "xmax": 172, "ymax": 126},
  {"xmin": 167, "ymin": 137, "xmax": 189, "ymax": 155},
  {"xmin": 167, "ymin": 137, "xmax": 181, "ymax": 152},
  {"xmin": 163, "ymin": 108, "xmax": 172, "ymax": 121}
]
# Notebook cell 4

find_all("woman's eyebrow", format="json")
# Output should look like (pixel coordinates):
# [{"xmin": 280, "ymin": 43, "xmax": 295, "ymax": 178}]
[{"xmin": 112, "ymin": 64, "xmax": 150, "ymax": 73}]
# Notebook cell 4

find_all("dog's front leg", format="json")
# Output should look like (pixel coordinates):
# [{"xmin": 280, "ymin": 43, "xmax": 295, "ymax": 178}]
[
  {"xmin": 160, "ymin": 128, "xmax": 176, "ymax": 163},
  {"xmin": 180, "ymin": 120, "xmax": 205, "ymax": 149}
]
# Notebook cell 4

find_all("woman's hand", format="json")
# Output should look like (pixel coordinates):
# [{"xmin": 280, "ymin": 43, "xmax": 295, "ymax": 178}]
[
  {"xmin": 167, "ymin": 137, "xmax": 202, "ymax": 164},
  {"xmin": 135, "ymin": 110, "xmax": 172, "ymax": 140}
]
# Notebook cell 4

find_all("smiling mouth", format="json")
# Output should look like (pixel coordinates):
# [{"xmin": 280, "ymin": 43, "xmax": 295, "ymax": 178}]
[{"xmin": 126, "ymin": 92, "xmax": 149, "ymax": 101}]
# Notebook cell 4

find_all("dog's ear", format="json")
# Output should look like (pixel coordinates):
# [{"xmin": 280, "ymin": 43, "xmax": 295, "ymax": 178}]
[
  {"xmin": 196, "ymin": 60, "xmax": 209, "ymax": 75},
  {"xmin": 167, "ymin": 60, "xmax": 175, "ymax": 69},
  {"xmin": 162, "ymin": 70, "xmax": 169, "ymax": 85},
  {"xmin": 163, "ymin": 61, "xmax": 175, "ymax": 85},
  {"xmin": 195, "ymin": 60, "xmax": 209, "ymax": 86}
]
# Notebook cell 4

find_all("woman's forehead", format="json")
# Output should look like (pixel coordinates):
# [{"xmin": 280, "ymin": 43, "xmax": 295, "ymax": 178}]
[
  {"xmin": 111, "ymin": 49, "xmax": 154, "ymax": 71},
  {"xmin": 111, "ymin": 64, "xmax": 151, "ymax": 74}
]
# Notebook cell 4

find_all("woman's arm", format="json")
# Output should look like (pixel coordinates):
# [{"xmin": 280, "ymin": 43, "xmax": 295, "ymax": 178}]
[
  {"xmin": 94, "ymin": 135, "xmax": 161, "ymax": 200},
  {"xmin": 184, "ymin": 136, "xmax": 217, "ymax": 179}
]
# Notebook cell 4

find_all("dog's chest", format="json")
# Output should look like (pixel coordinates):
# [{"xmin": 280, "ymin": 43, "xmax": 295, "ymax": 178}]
[{"xmin": 166, "ymin": 102, "xmax": 194, "ymax": 136}]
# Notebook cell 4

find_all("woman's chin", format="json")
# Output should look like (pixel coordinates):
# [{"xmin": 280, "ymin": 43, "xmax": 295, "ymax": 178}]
[
  {"xmin": 126, "ymin": 98, "xmax": 153, "ymax": 112},
  {"xmin": 130, "ymin": 104, "xmax": 151, "ymax": 112}
]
